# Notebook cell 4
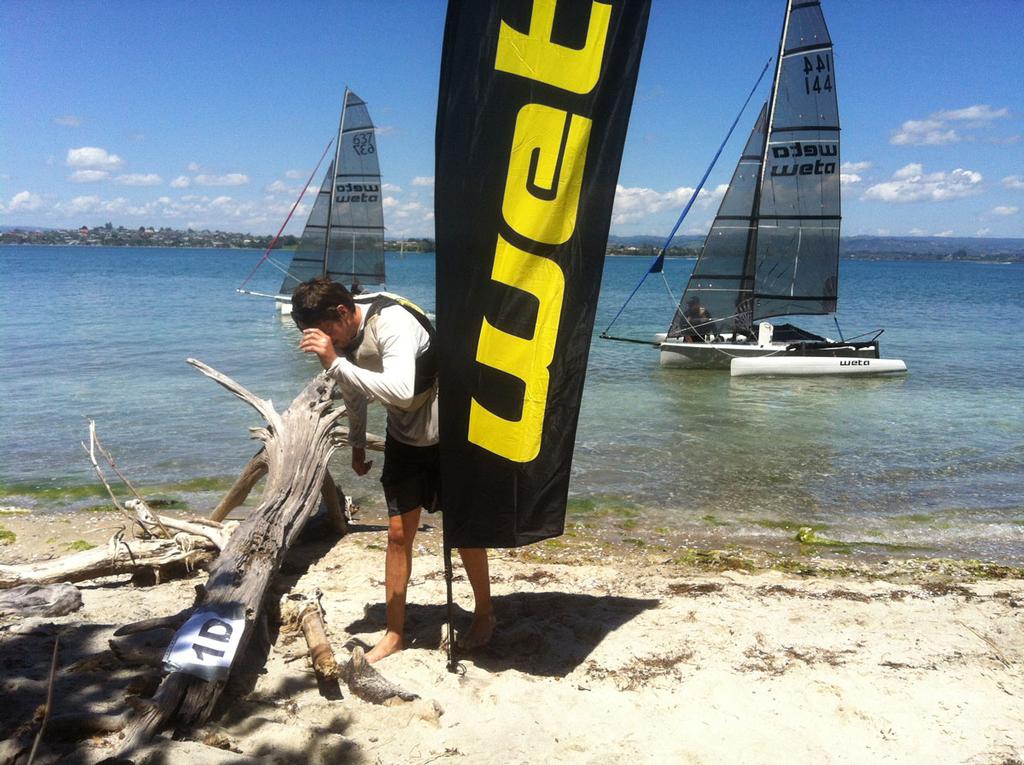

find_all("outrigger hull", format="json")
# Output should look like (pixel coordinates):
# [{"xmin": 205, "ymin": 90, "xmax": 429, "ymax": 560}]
[
  {"xmin": 659, "ymin": 337, "xmax": 880, "ymax": 370},
  {"xmin": 731, "ymin": 356, "xmax": 907, "ymax": 377}
]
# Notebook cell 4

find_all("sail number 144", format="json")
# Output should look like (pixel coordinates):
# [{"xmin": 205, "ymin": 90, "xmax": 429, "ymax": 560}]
[{"xmin": 803, "ymin": 53, "xmax": 832, "ymax": 94}]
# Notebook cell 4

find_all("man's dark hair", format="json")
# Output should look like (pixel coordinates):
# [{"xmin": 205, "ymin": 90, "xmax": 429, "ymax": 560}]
[{"xmin": 291, "ymin": 277, "xmax": 355, "ymax": 328}]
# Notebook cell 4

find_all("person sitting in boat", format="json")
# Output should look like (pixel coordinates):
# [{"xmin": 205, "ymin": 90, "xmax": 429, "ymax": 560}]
[
  {"xmin": 683, "ymin": 296, "xmax": 714, "ymax": 341},
  {"xmin": 292, "ymin": 276, "xmax": 494, "ymax": 663}
]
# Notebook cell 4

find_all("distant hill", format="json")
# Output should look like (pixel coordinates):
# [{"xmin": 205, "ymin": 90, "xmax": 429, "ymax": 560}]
[
  {"xmin": 840, "ymin": 236, "xmax": 1024, "ymax": 261},
  {"xmin": 606, "ymin": 234, "xmax": 1024, "ymax": 262}
]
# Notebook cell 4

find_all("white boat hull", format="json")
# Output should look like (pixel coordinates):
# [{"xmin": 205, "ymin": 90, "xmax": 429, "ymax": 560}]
[
  {"xmin": 730, "ymin": 356, "xmax": 907, "ymax": 377},
  {"xmin": 659, "ymin": 340, "xmax": 791, "ymax": 369}
]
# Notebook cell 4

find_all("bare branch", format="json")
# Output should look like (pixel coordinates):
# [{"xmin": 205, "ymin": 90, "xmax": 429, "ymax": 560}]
[{"xmin": 187, "ymin": 357, "xmax": 281, "ymax": 428}]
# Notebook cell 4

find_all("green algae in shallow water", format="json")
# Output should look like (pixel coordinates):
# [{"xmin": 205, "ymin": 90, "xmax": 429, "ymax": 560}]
[
  {"xmin": 567, "ymin": 498, "xmax": 598, "ymax": 515},
  {"xmin": 795, "ymin": 527, "xmax": 853, "ymax": 555},
  {"xmin": 795, "ymin": 527, "xmax": 848, "ymax": 547},
  {"xmin": 83, "ymin": 503, "xmax": 120, "ymax": 513},
  {"xmin": 146, "ymin": 498, "xmax": 189, "ymax": 510},
  {"xmin": 0, "ymin": 525, "xmax": 16, "ymax": 545},
  {"xmin": 566, "ymin": 495, "xmax": 640, "ymax": 520},
  {"xmin": 794, "ymin": 527, "xmax": 937, "ymax": 555},
  {"xmin": 755, "ymin": 519, "xmax": 828, "ymax": 532},
  {"xmin": 66, "ymin": 540, "xmax": 96, "ymax": 552},
  {"xmin": 701, "ymin": 514, "xmax": 731, "ymax": 527},
  {"xmin": 0, "ymin": 482, "xmax": 109, "ymax": 504},
  {"xmin": 0, "ymin": 477, "xmax": 230, "ymax": 505}
]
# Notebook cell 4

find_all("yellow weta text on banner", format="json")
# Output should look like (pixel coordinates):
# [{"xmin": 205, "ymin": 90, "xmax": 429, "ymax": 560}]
[
  {"xmin": 469, "ymin": 235, "xmax": 565, "ymax": 462},
  {"xmin": 495, "ymin": 0, "xmax": 611, "ymax": 95}
]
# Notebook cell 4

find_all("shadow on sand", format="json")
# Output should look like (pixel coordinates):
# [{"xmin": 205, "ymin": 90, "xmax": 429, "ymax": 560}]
[{"xmin": 346, "ymin": 590, "xmax": 659, "ymax": 678}]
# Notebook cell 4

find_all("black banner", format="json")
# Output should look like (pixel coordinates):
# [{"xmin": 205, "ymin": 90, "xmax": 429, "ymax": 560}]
[{"xmin": 435, "ymin": 0, "xmax": 650, "ymax": 548}]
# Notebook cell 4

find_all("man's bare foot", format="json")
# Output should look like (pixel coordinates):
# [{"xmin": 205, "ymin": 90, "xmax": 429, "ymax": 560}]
[
  {"xmin": 457, "ymin": 611, "xmax": 496, "ymax": 652},
  {"xmin": 365, "ymin": 631, "xmax": 403, "ymax": 663}
]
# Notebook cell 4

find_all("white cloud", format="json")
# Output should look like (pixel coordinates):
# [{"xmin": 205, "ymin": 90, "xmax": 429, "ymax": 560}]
[
  {"xmin": 411, "ymin": 176, "xmax": 434, "ymax": 187},
  {"xmin": 7, "ymin": 191, "xmax": 44, "ymax": 212},
  {"xmin": 863, "ymin": 164, "xmax": 983, "ymax": 203},
  {"xmin": 1003, "ymin": 175, "xmax": 1024, "ymax": 190},
  {"xmin": 54, "ymin": 115, "xmax": 81, "ymax": 127},
  {"xmin": 115, "ymin": 173, "xmax": 162, "ymax": 186},
  {"xmin": 610, "ymin": 184, "xmax": 724, "ymax": 226},
  {"xmin": 891, "ymin": 119, "xmax": 959, "ymax": 146},
  {"xmin": 67, "ymin": 195, "xmax": 102, "ymax": 213},
  {"xmin": 976, "ymin": 227, "xmax": 992, "ymax": 236},
  {"xmin": 265, "ymin": 180, "xmax": 290, "ymax": 193},
  {"xmin": 935, "ymin": 230, "xmax": 954, "ymax": 237},
  {"xmin": 840, "ymin": 162, "xmax": 870, "ymax": 185},
  {"xmin": 70, "ymin": 170, "xmax": 110, "ymax": 183},
  {"xmin": 875, "ymin": 228, "xmax": 891, "ymax": 236},
  {"xmin": 934, "ymin": 105, "xmax": 1009, "ymax": 122},
  {"xmin": 194, "ymin": 173, "xmax": 249, "ymax": 187},
  {"xmin": 893, "ymin": 163, "xmax": 922, "ymax": 179},
  {"xmin": 908, "ymin": 228, "xmax": 928, "ymax": 236},
  {"xmin": 386, "ymin": 199, "xmax": 429, "ymax": 221},
  {"xmin": 186, "ymin": 162, "xmax": 202, "ymax": 172},
  {"xmin": 382, "ymin": 183, "xmax": 402, "ymax": 193},
  {"xmin": 67, "ymin": 146, "xmax": 123, "ymax": 169},
  {"xmin": 890, "ymin": 104, "xmax": 1010, "ymax": 146},
  {"xmin": 992, "ymin": 205, "xmax": 1018, "ymax": 216},
  {"xmin": 284, "ymin": 170, "xmax": 304, "ymax": 180},
  {"xmin": 170, "ymin": 176, "xmax": 190, "ymax": 189}
]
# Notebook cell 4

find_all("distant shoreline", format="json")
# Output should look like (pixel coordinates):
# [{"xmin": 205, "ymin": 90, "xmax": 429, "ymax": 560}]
[{"xmin": 3, "ymin": 242, "xmax": 1022, "ymax": 264}]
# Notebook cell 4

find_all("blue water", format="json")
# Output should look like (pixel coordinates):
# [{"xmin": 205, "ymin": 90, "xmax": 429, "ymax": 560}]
[{"xmin": 2, "ymin": 246, "xmax": 1022, "ymax": 564}]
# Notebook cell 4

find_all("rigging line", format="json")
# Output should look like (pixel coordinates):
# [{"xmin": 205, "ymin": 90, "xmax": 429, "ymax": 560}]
[
  {"xmin": 263, "ymin": 255, "xmax": 295, "ymax": 278},
  {"xmin": 238, "ymin": 137, "xmax": 335, "ymax": 290},
  {"xmin": 601, "ymin": 56, "xmax": 774, "ymax": 337}
]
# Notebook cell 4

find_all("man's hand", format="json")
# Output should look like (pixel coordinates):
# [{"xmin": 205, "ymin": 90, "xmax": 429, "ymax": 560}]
[
  {"xmin": 352, "ymin": 447, "xmax": 373, "ymax": 476},
  {"xmin": 299, "ymin": 328, "xmax": 338, "ymax": 370}
]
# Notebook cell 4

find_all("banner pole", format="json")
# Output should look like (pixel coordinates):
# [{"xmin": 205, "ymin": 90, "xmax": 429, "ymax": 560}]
[{"xmin": 442, "ymin": 522, "xmax": 458, "ymax": 673}]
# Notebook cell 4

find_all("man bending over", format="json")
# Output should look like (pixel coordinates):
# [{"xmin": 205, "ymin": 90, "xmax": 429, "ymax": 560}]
[{"xmin": 292, "ymin": 276, "xmax": 494, "ymax": 663}]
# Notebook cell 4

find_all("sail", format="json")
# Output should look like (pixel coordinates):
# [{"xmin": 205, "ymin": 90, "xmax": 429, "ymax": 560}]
[
  {"xmin": 669, "ymin": 0, "xmax": 839, "ymax": 339},
  {"xmin": 669, "ymin": 103, "xmax": 768, "ymax": 338},
  {"xmin": 279, "ymin": 90, "xmax": 385, "ymax": 295},
  {"xmin": 753, "ymin": 0, "xmax": 840, "ymax": 322}
]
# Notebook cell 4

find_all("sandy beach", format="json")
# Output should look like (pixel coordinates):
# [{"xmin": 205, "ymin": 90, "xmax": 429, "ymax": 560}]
[{"xmin": 1, "ymin": 507, "xmax": 1022, "ymax": 765}]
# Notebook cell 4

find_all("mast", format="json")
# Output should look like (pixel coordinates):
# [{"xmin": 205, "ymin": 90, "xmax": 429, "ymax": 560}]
[
  {"xmin": 323, "ymin": 87, "xmax": 350, "ymax": 276},
  {"xmin": 738, "ymin": 0, "xmax": 792, "ymax": 330}
]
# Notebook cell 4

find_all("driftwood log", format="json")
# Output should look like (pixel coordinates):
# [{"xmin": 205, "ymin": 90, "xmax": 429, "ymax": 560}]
[
  {"xmin": 0, "ymin": 533, "xmax": 220, "ymax": 589},
  {"xmin": 0, "ymin": 583, "xmax": 83, "ymax": 617},
  {"xmin": 210, "ymin": 435, "xmax": 384, "ymax": 528},
  {"xmin": 281, "ymin": 590, "xmax": 339, "ymax": 681},
  {"xmin": 114, "ymin": 359, "xmax": 355, "ymax": 756}
]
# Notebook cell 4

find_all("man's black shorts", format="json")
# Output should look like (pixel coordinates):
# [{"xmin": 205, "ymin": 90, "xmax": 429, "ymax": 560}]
[{"xmin": 380, "ymin": 436, "xmax": 440, "ymax": 517}]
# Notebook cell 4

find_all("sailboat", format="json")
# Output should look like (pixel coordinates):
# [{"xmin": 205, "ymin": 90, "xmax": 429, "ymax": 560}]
[
  {"xmin": 238, "ymin": 88, "xmax": 386, "ymax": 314},
  {"xmin": 656, "ymin": 0, "xmax": 905, "ymax": 376}
]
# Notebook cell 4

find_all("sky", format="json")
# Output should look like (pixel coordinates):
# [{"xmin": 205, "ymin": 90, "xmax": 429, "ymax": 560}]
[{"xmin": 2, "ymin": 0, "xmax": 1023, "ymax": 240}]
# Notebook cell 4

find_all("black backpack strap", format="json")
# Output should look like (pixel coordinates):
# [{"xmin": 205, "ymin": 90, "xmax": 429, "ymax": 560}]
[{"xmin": 347, "ymin": 295, "xmax": 438, "ymax": 395}]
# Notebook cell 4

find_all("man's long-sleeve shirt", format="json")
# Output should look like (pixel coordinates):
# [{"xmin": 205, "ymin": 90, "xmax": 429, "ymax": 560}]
[{"xmin": 325, "ymin": 300, "xmax": 438, "ymax": 448}]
